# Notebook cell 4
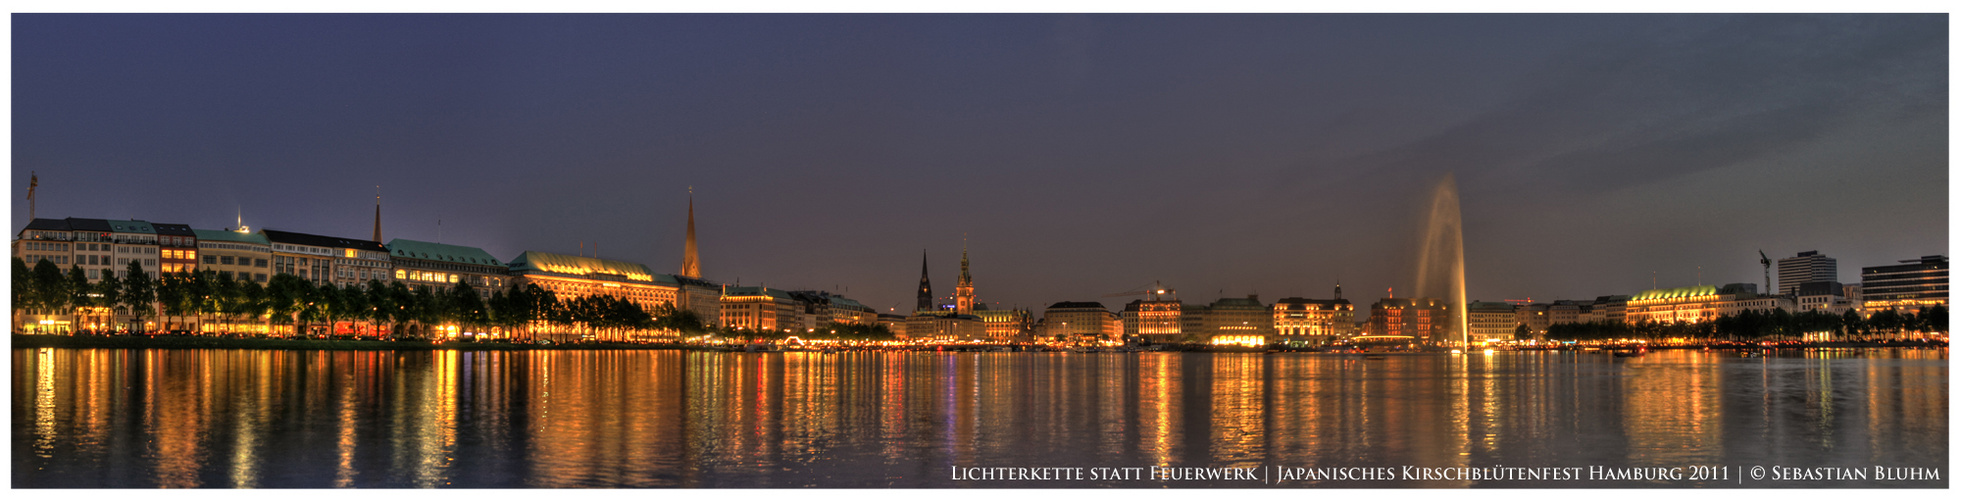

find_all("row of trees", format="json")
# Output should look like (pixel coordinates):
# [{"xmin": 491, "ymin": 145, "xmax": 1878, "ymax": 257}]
[
  {"xmin": 1541, "ymin": 305, "xmax": 1948, "ymax": 342},
  {"xmin": 12, "ymin": 258, "xmax": 713, "ymax": 341}
]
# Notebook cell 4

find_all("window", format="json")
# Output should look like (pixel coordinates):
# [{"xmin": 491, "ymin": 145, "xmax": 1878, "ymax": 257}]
[
  {"xmin": 205, "ymin": 255, "xmax": 219, "ymax": 265},
  {"xmin": 256, "ymin": 259, "xmax": 267, "ymax": 267},
  {"xmin": 256, "ymin": 273, "xmax": 267, "ymax": 283}
]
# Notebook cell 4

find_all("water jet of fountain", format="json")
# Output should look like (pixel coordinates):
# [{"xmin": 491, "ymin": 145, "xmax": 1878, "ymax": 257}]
[{"xmin": 1415, "ymin": 173, "xmax": 1468, "ymax": 347}]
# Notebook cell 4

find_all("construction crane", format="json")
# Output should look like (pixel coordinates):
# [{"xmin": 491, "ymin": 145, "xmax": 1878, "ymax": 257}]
[{"xmin": 1103, "ymin": 281, "xmax": 1177, "ymax": 301}]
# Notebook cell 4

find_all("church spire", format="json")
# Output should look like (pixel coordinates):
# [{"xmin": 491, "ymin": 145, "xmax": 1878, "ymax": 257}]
[
  {"xmin": 681, "ymin": 188, "xmax": 700, "ymax": 279},
  {"xmin": 372, "ymin": 185, "xmax": 382, "ymax": 242},
  {"xmin": 916, "ymin": 250, "xmax": 933, "ymax": 313}
]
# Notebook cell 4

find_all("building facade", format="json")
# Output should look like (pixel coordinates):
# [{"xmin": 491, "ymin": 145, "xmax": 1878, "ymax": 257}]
[
  {"xmin": 153, "ymin": 223, "xmax": 198, "ymax": 275},
  {"xmin": 385, "ymin": 239, "xmax": 508, "ymax": 298},
  {"xmin": 1122, "ymin": 298, "xmax": 1185, "ymax": 344},
  {"xmin": 1778, "ymin": 250, "xmax": 1839, "ymax": 296},
  {"xmin": 1860, "ymin": 255, "xmax": 1948, "ymax": 313},
  {"xmin": 1368, "ymin": 297, "xmax": 1448, "ymax": 341},
  {"xmin": 1041, "ymin": 301, "xmax": 1120, "ymax": 344},
  {"xmin": 193, "ymin": 229, "xmax": 271, "ymax": 284},
  {"xmin": 1271, "ymin": 296, "xmax": 1354, "ymax": 346},
  {"xmin": 506, "ymin": 250, "xmax": 680, "ymax": 313},
  {"xmin": 719, "ymin": 286, "xmax": 803, "ymax": 335},
  {"xmin": 1467, "ymin": 301, "xmax": 1519, "ymax": 343}
]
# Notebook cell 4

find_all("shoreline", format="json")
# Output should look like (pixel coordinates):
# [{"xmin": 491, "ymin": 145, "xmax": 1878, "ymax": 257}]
[{"xmin": 8, "ymin": 333, "xmax": 1946, "ymax": 353}]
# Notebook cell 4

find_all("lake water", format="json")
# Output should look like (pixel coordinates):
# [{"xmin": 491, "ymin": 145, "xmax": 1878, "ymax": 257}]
[{"xmin": 10, "ymin": 348, "xmax": 1948, "ymax": 488}]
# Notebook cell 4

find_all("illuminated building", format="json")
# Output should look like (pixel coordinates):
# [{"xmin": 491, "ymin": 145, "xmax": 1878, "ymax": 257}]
[
  {"xmin": 193, "ymin": 229, "xmax": 271, "ymax": 284},
  {"xmin": 1368, "ymin": 296, "xmax": 1447, "ymax": 341},
  {"xmin": 153, "ymin": 223, "xmax": 198, "ymax": 275},
  {"xmin": 973, "ymin": 309, "xmax": 1034, "ymax": 342},
  {"xmin": 680, "ymin": 192, "xmax": 700, "ymax": 279},
  {"xmin": 1859, "ymin": 255, "xmax": 1947, "ymax": 313},
  {"xmin": 262, "ymin": 229, "xmax": 388, "ymax": 287},
  {"xmin": 385, "ymin": 239, "xmax": 508, "ymax": 298},
  {"xmin": 1122, "ymin": 298, "xmax": 1184, "ymax": 343},
  {"xmin": 955, "ymin": 245, "xmax": 975, "ymax": 314},
  {"xmin": 719, "ymin": 286, "xmax": 801, "ymax": 334},
  {"xmin": 907, "ymin": 313, "xmax": 985, "ymax": 342},
  {"xmin": 876, "ymin": 313, "xmax": 910, "ymax": 339},
  {"xmin": 673, "ymin": 275, "xmax": 723, "ymax": 324},
  {"xmin": 1777, "ymin": 250, "xmax": 1838, "ymax": 296},
  {"xmin": 1200, "ymin": 295, "xmax": 1270, "ymax": 347},
  {"xmin": 1515, "ymin": 302, "xmax": 1550, "ymax": 337},
  {"xmin": 1466, "ymin": 301, "xmax": 1518, "ymax": 343},
  {"xmin": 1271, "ymin": 294, "xmax": 1354, "ymax": 347},
  {"xmin": 1626, "ymin": 283, "xmax": 1791, "ymax": 324},
  {"xmin": 506, "ymin": 250, "xmax": 679, "ymax": 313},
  {"xmin": 1040, "ymin": 301, "xmax": 1120, "ymax": 343}
]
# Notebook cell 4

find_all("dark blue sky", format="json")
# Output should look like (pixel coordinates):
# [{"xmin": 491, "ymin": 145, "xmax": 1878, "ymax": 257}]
[{"xmin": 11, "ymin": 14, "xmax": 1948, "ymax": 314}]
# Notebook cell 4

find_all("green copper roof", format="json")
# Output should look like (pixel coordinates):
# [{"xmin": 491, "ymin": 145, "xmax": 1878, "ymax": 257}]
[
  {"xmin": 386, "ymin": 238, "xmax": 506, "ymax": 267},
  {"xmin": 106, "ymin": 220, "xmax": 156, "ymax": 234},
  {"xmin": 507, "ymin": 250, "xmax": 657, "ymax": 283},
  {"xmin": 192, "ymin": 229, "xmax": 269, "ymax": 245},
  {"xmin": 1631, "ymin": 285, "xmax": 1720, "ymax": 301}
]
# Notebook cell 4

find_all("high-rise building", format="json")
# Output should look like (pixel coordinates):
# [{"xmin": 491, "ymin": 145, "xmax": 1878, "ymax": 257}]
[
  {"xmin": 1860, "ymin": 255, "xmax": 1948, "ymax": 313},
  {"xmin": 1778, "ymin": 250, "xmax": 1838, "ymax": 296}
]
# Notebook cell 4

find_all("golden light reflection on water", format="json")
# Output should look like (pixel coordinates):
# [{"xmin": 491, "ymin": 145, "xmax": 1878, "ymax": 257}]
[{"xmin": 8, "ymin": 348, "xmax": 1948, "ymax": 487}]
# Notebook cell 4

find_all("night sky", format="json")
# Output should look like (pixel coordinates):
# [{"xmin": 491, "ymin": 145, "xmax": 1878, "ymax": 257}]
[{"xmin": 11, "ymin": 14, "xmax": 1948, "ymax": 316}]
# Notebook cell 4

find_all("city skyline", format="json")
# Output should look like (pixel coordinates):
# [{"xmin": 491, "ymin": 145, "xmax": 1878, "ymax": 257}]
[{"xmin": 11, "ymin": 14, "xmax": 1948, "ymax": 315}]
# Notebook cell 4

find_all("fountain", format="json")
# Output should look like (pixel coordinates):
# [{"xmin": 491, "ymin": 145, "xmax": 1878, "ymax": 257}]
[{"xmin": 1415, "ymin": 173, "xmax": 1468, "ymax": 347}]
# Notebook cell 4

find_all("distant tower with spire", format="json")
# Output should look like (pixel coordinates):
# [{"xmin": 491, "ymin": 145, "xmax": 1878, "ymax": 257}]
[
  {"xmin": 916, "ymin": 250, "xmax": 934, "ymax": 313},
  {"xmin": 371, "ymin": 186, "xmax": 383, "ymax": 242},
  {"xmin": 955, "ymin": 240, "xmax": 976, "ymax": 314},
  {"xmin": 680, "ymin": 188, "xmax": 701, "ymax": 279}
]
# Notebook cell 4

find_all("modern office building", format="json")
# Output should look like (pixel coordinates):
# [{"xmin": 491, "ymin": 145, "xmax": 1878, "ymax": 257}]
[
  {"xmin": 1778, "ymin": 250, "xmax": 1838, "ymax": 296},
  {"xmin": 1860, "ymin": 255, "xmax": 1948, "ymax": 313},
  {"xmin": 385, "ymin": 239, "xmax": 509, "ymax": 298}
]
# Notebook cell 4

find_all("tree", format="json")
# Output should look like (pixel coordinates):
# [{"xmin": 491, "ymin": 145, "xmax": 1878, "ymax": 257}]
[
  {"xmin": 93, "ymin": 271, "xmax": 122, "ymax": 332},
  {"xmin": 66, "ymin": 265, "xmax": 92, "ymax": 331},
  {"xmin": 11, "ymin": 258, "xmax": 29, "ymax": 329},
  {"xmin": 31, "ymin": 259, "xmax": 67, "ymax": 318},
  {"xmin": 119, "ymin": 261, "xmax": 155, "ymax": 333},
  {"xmin": 1512, "ymin": 323, "xmax": 1530, "ymax": 341}
]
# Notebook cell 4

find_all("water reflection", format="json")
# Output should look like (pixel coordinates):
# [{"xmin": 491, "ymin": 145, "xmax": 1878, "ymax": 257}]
[{"xmin": 10, "ymin": 348, "xmax": 1948, "ymax": 488}]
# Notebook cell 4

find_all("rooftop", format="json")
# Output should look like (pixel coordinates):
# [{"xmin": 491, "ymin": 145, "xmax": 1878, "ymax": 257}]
[
  {"xmin": 386, "ymin": 238, "xmax": 506, "ymax": 267},
  {"xmin": 507, "ymin": 251, "xmax": 658, "ymax": 283},
  {"xmin": 261, "ymin": 229, "xmax": 387, "ymax": 251},
  {"xmin": 192, "ymin": 229, "xmax": 270, "ymax": 245}
]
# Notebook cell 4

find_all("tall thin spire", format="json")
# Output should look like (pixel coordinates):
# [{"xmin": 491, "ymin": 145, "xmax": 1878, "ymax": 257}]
[
  {"xmin": 27, "ymin": 171, "xmax": 37, "ymax": 221},
  {"xmin": 372, "ymin": 185, "xmax": 383, "ymax": 242},
  {"xmin": 916, "ymin": 250, "xmax": 933, "ymax": 313},
  {"xmin": 681, "ymin": 188, "xmax": 700, "ymax": 279}
]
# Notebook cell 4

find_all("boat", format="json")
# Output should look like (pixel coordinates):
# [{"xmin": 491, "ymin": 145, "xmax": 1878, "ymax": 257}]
[{"xmin": 1612, "ymin": 347, "xmax": 1647, "ymax": 358}]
